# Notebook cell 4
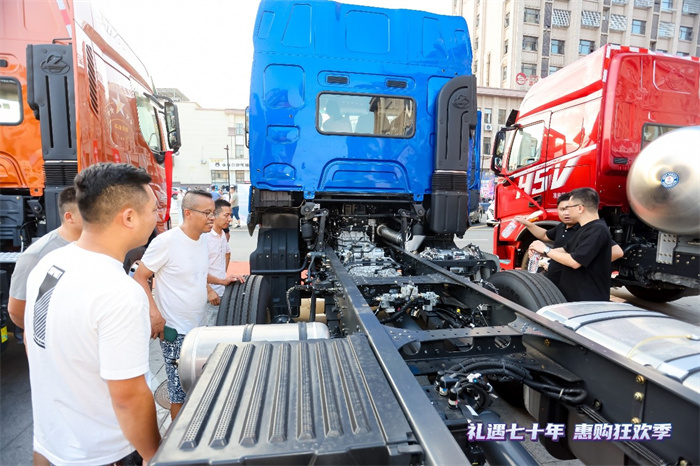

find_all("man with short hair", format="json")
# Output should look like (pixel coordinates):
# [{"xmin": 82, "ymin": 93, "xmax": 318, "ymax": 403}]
[
  {"xmin": 24, "ymin": 163, "xmax": 161, "ymax": 465},
  {"xmin": 133, "ymin": 189, "xmax": 239, "ymax": 420},
  {"xmin": 210, "ymin": 185, "xmax": 221, "ymax": 201},
  {"xmin": 529, "ymin": 187, "xmax": 614, "ymax": 301},
  {"xmin": 205, "ymin": 199, "xmax": 244, "ymax": 324},
  {"xmin": 9, "ymin": 187, "xmax": 83, "ymax": 332}
]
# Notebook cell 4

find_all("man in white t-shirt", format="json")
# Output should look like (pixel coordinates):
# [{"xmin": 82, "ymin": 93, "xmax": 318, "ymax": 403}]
[
  {"xmin": 133, "ymin": 189, "xmax": 241, "ymax": 420},
  {"xmin": 9, "ymin": 187, "xmax": 83, "ymax": 336},
  {"xmin": 206, "ymin": 199, "xmax": 245, "ymax": 325},
  {"xmin": 24, "ymin": 163, "xmax": 160, "ymax": 465}
]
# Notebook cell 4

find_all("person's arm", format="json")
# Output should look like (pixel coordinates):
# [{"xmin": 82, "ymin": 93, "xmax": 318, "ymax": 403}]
[
  {"xmin": 207, "ymin": 273, "xmax": 245, "ymax": 286},
  {"xmin": 132, "ymin": 264, "xmax": 165, "ymax": 339},
  {"xmin": 529, "ymin": 240, "xmax": 582, "ymax": 268},
  {"xmin": 107, "ymin": 376, "xmax": 161, "ymax": 463},
  {"xmin": 8, "ymin": 297, "xmax": 26, "ymax": 328},
  {"xmin": 611, "ymin": 244, "xmax": 624, "ymax": 261},
  {"xmin": 515, "ymin": 217, "xmax": 549, "ymax": 241}
]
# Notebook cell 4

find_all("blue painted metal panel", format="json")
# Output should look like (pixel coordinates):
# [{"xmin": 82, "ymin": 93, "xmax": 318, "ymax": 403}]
[{"xmin": 249, "ymin": 0, "xmax": 473, "ymax": 199}]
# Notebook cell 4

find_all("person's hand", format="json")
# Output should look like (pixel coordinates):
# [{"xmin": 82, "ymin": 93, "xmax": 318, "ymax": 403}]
[
  {"xmin": 514, "ymin": 215, "xmax": 532, "ymax": 226},
  {"xmin": 207, "ymin": 288, "xmax": 221, "ymax": 306},
  {"xmin": 150, "ymin": 308, "xmax": 165, "ymax": 340},
  {"xmin": 529, "ymin": 240, "xmax": 546, "ymax": 256},
  {"xmin": 222, "ymin": 274, "xmax": 246, "ymax": 285}
]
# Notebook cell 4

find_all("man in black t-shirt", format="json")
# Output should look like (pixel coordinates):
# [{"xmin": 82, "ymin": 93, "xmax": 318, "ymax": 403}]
[
  {"xmin": 529, "ymin": 188, "xmax": 614, "ymax": 301},
  {"xmin": 516, "ymin": 193, "xmax": 580, "ymax": 287}
]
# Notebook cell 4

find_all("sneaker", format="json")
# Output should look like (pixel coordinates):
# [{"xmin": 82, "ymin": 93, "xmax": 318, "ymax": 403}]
[{"xmin": 235, "ymin": 225, "xmax": 241, "ymax": 228}]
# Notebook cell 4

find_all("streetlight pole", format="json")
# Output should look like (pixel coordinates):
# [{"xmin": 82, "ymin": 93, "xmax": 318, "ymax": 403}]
[{"xmin": 224, "ymin": 145, "xmax": 230, "ymax": 190}]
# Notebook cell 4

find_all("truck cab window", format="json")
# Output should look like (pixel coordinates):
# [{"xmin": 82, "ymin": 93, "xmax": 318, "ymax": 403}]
[
  {"xmin": 136, "ymin": 94, "xmax": 162, "ymax": 153},
  {"xmin": 507, "ymin": 122, "xmax": 544, "ymax": 171},
  {"xmin": 641, "ymin": 123, "xmax": 679, "ymax": 149},
  {"xmin": 317, "ymin": 93, "xmax": 415, "ymax": 137},
  {"xmin": 0, "ymin": 78, "xmax": 22, "ymax": 125}
]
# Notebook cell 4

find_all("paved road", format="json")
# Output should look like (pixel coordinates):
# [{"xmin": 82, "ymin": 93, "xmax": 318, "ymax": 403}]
[{"xmin": 1, "ymin": 223, "xmax": 697, "ymax": 465}]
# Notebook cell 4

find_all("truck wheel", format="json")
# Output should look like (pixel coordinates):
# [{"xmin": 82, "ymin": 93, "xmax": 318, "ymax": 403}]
[
  {"xmin": 216, "ymin": 275, "xmax": 271, "ymax": 325},
  {"xmin": 487, "ymin": 269, "xmax": 566, "ymax": 311},
  {"xmin": 626, "ymin": 285, "xmax": 686, "ymax": 303}
]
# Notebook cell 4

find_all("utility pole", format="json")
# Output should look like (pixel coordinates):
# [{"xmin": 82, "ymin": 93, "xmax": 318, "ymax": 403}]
[{"xmin": 224, "ymin": 145, "xmax": 230, "ymax": 189}]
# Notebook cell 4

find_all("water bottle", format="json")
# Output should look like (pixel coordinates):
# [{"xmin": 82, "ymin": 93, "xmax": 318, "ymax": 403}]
[
  {"xmin": 502, "ymin": 210, "xmax": 544, "ymax": 239},
  {"xmin": 501, "ymin": 219, "xmax": 519, "ymax": 238},
  {"xmin": 528, "ymin": 252, "xmax": 542, "ymax": 273}
]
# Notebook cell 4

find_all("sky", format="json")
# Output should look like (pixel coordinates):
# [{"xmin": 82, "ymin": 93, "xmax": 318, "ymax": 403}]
[{"xmin": 97, "ymin": 0, "xmax": 454, "ymax": 109}]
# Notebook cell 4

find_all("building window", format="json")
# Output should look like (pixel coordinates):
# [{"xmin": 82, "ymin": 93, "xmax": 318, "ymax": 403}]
[
  {"xmin": 524, "ymin": 8, "xmax": 540, "ymax": 24},
  {"xmin": 483, "ymin": 136, "xmax": 492, "ymax": 156},
  {"xmin": 483, "ymin": 108, "xmax": 492, "ymax": 124},
  {"xmin": 551, "ymin": 39, "xmax": 565, "ymax": 54},
  {"xmin": 504, "ymin": 12, "xmax": 510, "ymax": 28},
  {"xmin": 476, "ymin": 14, "xmax": 480, "ymax": 28},
  {"xmin": 549, "ymin": 65, "xmax": 562, "ymax": 74},
  {"xmin": 504, "ymin": 40, "xmax": 509, "ymax": 54},
  {"xmin": 521, "ymin": 63, "xmax": 537, "ymax": 76},
  {"xmin": 475, "ymin": 38, "xmax": 479, "ymax": 50},
  {"xmin": 579, "ymin": 40, "xmax": 595, "ymax": 54},
  {"xmin": 679, "ymin": 26, "xmax": 693, "ymax": 41},
  {"xmin": 661, "ymin": 0, "xmax": 673, "ymax": 10},
  {"xmin": 677, "ymin": 51, "xmax": 690, "ymax": 56},
  {"xmin": 631, "ymin": 19, "xmax": 646, "ymax": 34},
  {"xmin": 498, "ymin": 108, "xmax": 507, "ymax": 125},
  {"xmin": 235, "ymin": 146, "xmax": 245, "ymax": 158},
  {"xmin": 235, "ymin": 123, "xmax": 244, "ymax": 135},
  {"xmin": 502, "ymin": 65, "xmax": 507, "ymax": 81},
  {"xmin": 657, "ymin": 49, "xmax": 667, "ymax": 53},
  {"xmin": 523, "ymin": 36, "xmax": 539, "ymax": 52},
  {"xmin": 473, "ymin": 61, "xmax": 478, "ymax": 75}
]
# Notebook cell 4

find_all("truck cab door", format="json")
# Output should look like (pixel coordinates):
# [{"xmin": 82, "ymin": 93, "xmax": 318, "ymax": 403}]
[{"xmin": 494, "ymin": 121, "xmax": 546, "ymax": 224}]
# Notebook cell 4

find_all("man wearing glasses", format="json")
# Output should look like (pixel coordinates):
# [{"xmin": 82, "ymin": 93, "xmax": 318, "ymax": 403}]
[
  {"xmin": 529, "ymin": 187, "xmax": 614, "ymax": 301},
  {"xmin": 133, "ymin": 188, "xmax": 214, "ymax": 420}
]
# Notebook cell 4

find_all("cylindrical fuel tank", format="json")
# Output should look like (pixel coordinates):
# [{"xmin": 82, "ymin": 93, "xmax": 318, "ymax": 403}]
[
  {"xmin": 627, "ymin": 126, "xmax": 700, "ymax": 236},
  {"xmin": 178, "ymin": 322, "xmax": 331, "ymax": 393}
]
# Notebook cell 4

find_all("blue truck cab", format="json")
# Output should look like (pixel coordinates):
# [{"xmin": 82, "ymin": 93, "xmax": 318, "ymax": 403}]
[{"xmin": 247, "ymin": 0, "xmax": 481, "ymax": 320}]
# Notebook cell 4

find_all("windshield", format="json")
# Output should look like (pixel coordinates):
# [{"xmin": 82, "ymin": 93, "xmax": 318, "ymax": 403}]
[{"xmin": 317, "ymin": 93, "xmax": 415, "ymax": 137}]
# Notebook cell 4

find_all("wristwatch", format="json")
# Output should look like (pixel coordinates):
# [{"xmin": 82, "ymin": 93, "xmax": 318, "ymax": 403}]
[{"xmin": 543, "ymin": 246, "xmax": 551, "ymax": 256}]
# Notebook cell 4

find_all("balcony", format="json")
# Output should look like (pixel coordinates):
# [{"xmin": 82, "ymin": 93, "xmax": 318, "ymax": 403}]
[
  {"xmin": 609, "ymin": 14, "xmax": 628, "ymax": 30},
  {"xmin": 581, "ymin": 10, "xmax": 602, "ymax": 28},
  {"xmin": 683, "ymin": 0, "xmax": 700, "ymax": 14},
  {"xmin": 635, "ymin": 0, "xmax": 653, "ymax": 8},
  {"xmin": 657, "ymin": 21, "xmax": 676, "ymax": 37},
  {"xmin": 552, "ymin": 9, "xmax": 571, "ymax": 27}
]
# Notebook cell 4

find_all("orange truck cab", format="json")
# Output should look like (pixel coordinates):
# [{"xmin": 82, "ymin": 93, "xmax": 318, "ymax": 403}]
[
  {"xmin": 491, "ymin": 44, "xmax": 699, "ymax": 302},
  {"xmin": 0, "ymin": 0, "xmax": 181, "ymax": 348}
]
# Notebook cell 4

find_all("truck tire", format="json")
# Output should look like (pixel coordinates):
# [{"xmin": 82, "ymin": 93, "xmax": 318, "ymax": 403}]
[
  {"xmin": 626, "ymin": 285, "xmax": 686, "ymax": 303},
  {"xmin": 487, "ymin": 269, "xmax": 566, "ymax": 311},
  {"xmin": 216, "ymin": 275, "xmax": 271, "ymax": 326}
]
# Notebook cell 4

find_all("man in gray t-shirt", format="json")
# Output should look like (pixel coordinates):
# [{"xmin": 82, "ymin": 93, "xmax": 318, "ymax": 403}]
[{"xmin": 8, "ymin": 187, "xmax": 83, "ymax": 331}]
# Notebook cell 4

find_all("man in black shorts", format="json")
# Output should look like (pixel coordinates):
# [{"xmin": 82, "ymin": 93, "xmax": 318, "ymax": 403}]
[{"xmin": 529, "ymin": 188, "xmax": 615, "ymax": 301}]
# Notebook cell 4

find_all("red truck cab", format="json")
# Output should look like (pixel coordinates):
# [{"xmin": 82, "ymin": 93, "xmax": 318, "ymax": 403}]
[{"xmin": 491, "ymin": 45, "xmax": 699, "ymax": 301}]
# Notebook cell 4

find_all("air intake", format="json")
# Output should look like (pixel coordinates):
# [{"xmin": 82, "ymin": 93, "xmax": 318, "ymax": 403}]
[
  {"xmin": 326, "ymin": 75, "xmax": 349, "ymax": 84},
  {"xmin": 386, "ymin": 79, "xmax": 407, "ymax": 88}
]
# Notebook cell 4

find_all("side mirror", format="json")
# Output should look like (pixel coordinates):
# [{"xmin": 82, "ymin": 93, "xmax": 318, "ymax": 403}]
[
  {"xmin": 491, "ymin": 129, "xmax": 506, "ymax": 174},
  {"xmin": 244, "ymin": 106, "xmax": 249, "ymax": 149},
  {"xmin": 164, "ymin": 101, "xmax": 182, "ymax": 153}
]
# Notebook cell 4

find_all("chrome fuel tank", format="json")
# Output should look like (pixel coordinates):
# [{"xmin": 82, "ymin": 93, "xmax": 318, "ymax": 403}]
[{"xmin": 626, "ymin": 126, "xmax": 700, "ymax": 236}]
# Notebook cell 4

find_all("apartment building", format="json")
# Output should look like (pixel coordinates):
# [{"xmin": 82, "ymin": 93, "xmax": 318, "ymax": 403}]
[{"xmin": 454, "ymin": 0, "xmax": 700, "ymax": 161}]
